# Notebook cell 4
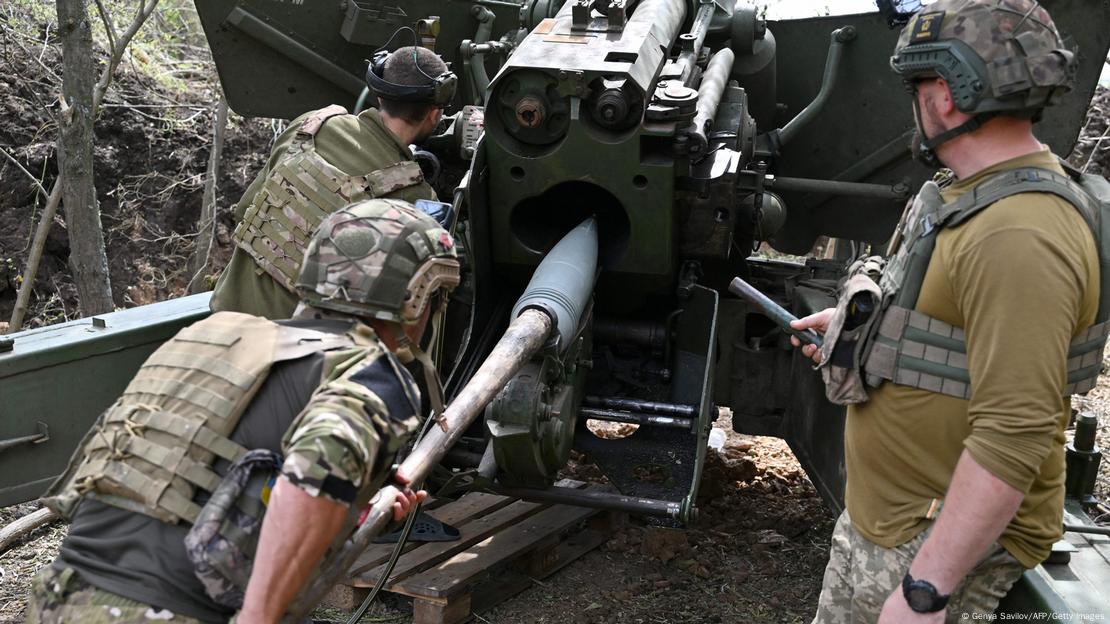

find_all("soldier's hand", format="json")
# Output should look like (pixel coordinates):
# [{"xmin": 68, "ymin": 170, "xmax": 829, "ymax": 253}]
[
  {"xmin": 391, "ymin": 468, "xmax": 427, "ymax": 522},
  {"xmin": 790, "ymin": 308, "xmax": 834, "ymax": 364}
]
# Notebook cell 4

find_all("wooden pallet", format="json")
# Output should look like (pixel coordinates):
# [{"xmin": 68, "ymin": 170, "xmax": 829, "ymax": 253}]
[{"xmin": 332, "ymin": 480, "xmax": 623, "ymax": 624}]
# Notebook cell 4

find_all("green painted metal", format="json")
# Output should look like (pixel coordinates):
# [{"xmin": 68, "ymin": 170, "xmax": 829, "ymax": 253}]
[
  {"xmin": 193, "ymin": 0, "xmax": 537, "ymax": 118},
  {"xmin": 0, "ymin": 294, "xmax": 212, "ymax": 506},
  {"xmin": 998, "ymin": 502, "xmax": 1110, "ymax": 617},
  {"xmin": 766, "ymin": 0, "xmax": 1110, "ymax": 254},
  {"xmin": 4, "ymin": 0, "xmax": 1108, "ymax": 615}
]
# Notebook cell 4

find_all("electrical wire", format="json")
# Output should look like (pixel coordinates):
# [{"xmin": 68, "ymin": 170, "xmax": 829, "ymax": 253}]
[
  {"xmin": 346, "ymin": 290, "xmax": 453, "ymax": 623},
  {"xmin": 345, "ymin": 408, "xmax": 438, "ymax": 624}
]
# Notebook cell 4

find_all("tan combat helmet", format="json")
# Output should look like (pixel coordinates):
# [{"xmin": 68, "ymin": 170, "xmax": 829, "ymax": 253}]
[
  {"xmin": 296, "ymin": 198, "xmax": 460, "ymax": 325},
  {"xmin": 890, "ymin": 0, "xmax": 1077, "ymax": 161}
]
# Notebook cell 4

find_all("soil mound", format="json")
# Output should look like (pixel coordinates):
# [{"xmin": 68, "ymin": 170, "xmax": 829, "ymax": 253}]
[{"xmin": 0, "ymin": 6, "xmax": 272, "ymax": 328}]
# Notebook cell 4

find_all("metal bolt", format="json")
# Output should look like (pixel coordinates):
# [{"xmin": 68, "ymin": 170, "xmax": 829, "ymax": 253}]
[
  {"xmin": 664, "ymin": 83, "xmax": 688, "ymax": 99},
  {"xmin": 515, "ymin": 96, "xmax": 546, "ymax": 129}
]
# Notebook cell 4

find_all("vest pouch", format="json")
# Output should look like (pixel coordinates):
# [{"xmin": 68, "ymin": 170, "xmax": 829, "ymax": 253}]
[
  {"xmin": 818, "ymin": 274, "xmax": 883, "ymax": 405},
  {"xmin": 184, "ymin": 449, "xmax": 282, "ymax": 609}
]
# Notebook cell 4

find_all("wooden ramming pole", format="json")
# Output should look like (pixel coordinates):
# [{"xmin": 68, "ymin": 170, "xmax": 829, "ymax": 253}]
[{"xmin": 288, "ymin": 308, "xmax": 554, "ymax": 618}]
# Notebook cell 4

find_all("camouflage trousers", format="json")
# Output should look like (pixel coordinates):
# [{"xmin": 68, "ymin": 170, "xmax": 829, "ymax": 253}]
[
  {"xmin": 26, "ymin": 565, "xmax": 204, "ymax": 623},
  {"xmin": 812, "ymin": 510, "xmax": 1025, "ymax": 624}
]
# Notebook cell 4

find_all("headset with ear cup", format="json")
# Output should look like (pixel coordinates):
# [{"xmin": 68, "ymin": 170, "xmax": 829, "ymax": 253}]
[{"xmin": 365, "ymin": 44, "xmax": 457, "ymax": 108}]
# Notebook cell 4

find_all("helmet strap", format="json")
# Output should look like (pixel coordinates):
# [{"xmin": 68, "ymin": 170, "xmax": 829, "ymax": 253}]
[
  {"xmin": 389, "ymin": 309, "xmax": 449, "ymax": 433},
  {"xmin": 914, "ymin": 97, "xmax": 998, "ymax": 167}
]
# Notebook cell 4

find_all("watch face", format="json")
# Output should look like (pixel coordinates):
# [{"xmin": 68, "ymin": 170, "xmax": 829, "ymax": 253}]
[{"xmin": 906, "ymin": 586, "xmax": 935, "ymax": 611}]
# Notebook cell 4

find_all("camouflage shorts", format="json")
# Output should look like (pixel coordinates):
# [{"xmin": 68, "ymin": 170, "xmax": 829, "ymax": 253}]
[
  {"xmin": 812, "ymin": 510, "xmax": 1025, "ymax": 624},
  {"xmin": 25, "ymin": 565, "xmax": 203, "ymax": 623}
]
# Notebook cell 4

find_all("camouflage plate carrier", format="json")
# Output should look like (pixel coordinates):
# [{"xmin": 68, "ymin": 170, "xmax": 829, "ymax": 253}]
[
  {"xmin": 231, "ymin": 105, "xmax": 425, "ymax": 293},
  {"xmin": 39, "ymin": 311, "xmax": 416, "ymax": 608},
  {"xmin": 38, "ymin": 311, "xmax": 386, "ymax": 523},
  {"xmin": 820, "ymin": 164, "xmax": 1110, "ymax": 404}
]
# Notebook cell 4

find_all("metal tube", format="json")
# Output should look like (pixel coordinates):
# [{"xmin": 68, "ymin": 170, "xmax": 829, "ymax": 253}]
[
  {"xmin": 775, "ymin": 26, "xmax": 856, "ymax": 148},
  {"xmin": 764, "ymin": 175, "xmax": 912, "ymax": 201},
  {"xmin": 1064, "ymin": 523, "xmax": 1110, "ymax": 537},
  {"xmin": 689, "ymin": 48, "xmax": 735, "ymax": 155},
  {"xmin": 491, "ymin": 484, "xmax": 683, "ymax": 519},
  {"xmin": 0, "ymin": 432, "xmax": 46, "ymax": 453},
  {"xmin": 1074, "ymin": 412, "xmax": 1098, "ymax": 452},
  {"xmin": 289, "ymin": 309, "xmax": 554, "ymax": 620},
  {"xmin": 465, "ymin": 7, "xmax": 496, "ymax": 104},
  {"xmin": 626, "ymin": 0, "xmax": 686, "ymax": 52},
  {"xmin": 581, "ymin": 407, "xmax": 693, "ymax": 430},
  {"xmin": 584, "ymin": 396, "xmax": 696, "ymax": 417},
  {"xmin": 729, "ymin": 277, "xmax": 823, "ymax": 348}
]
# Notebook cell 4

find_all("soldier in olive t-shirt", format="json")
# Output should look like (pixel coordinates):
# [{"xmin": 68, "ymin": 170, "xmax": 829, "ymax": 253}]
[
  {"xmin": 791, "ymin": 3, "xmax": 1103, "ymax": 622},
  {"xmin": 845, "ymin": 148, "xmax": 1099, "ymax": 569}
]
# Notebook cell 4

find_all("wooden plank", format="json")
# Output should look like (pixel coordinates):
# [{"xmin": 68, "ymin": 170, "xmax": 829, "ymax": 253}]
[
  {"xmin": 469, "ymin": 570, "xmax": 534, "ymax": 615},
  {"xmin": 351, "ymin": 498, "xmax": 546, "ymax": 588},
  {"xmin": 347, "ymin": 491, "xmax": 513, "ymax": 577},
  {"xmin": 529, "ymin": 525, "xmax": 610, "ymax": 580},
  {"xmin": 413, "ymin": 593, "xmax": 471, "ymax": 624},
  {"xmin": 395, "ymin": 501, "xmax": 599, "ymax": 599}
]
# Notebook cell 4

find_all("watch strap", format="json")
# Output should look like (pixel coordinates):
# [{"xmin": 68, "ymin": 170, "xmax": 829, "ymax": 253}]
[{"xmin": 902, "ymin": 572, "xmax": 951, "ymax": 613}]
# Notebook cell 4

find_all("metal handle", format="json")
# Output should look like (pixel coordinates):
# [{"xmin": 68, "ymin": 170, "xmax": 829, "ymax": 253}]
[{"xmin": 0, "ymin": 422, "xmax": 49, "ymax": 454}]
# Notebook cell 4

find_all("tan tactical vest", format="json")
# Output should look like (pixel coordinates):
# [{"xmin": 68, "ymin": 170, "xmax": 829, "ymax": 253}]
[
  {"xmin": 860, "ymin": 165, "xmax": 1110, "ymax": 399},
  {"xmin": 41, "ymin": 312, "xmax": 361, "ymax": 524},
  {"xmin": 231, "ymin": 105, "xmax": 425, "ymax": 293}
]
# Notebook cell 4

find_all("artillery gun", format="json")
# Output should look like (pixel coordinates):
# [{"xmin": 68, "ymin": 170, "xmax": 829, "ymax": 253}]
[{"xmin": 2, "ymin": 0, "xmax": 1109, "ymax": 615}]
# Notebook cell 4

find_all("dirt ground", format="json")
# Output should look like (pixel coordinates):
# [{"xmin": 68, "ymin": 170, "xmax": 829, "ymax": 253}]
[
  {"xmin": 0, "ymin": 412, "xmax": 834, "ymax": 624},
  {"xmin": 0, "ymin": 3, "xmax": 273, "ymax": 328},
  {"xmin": 2, "ymin": 3, "xmax": 1110, "ymax": 623}
]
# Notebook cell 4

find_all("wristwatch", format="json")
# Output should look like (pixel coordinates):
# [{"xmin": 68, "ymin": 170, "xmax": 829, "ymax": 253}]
[{"xmin": 902, "ymin": 572, "xmax": 950, "ymax": 613}]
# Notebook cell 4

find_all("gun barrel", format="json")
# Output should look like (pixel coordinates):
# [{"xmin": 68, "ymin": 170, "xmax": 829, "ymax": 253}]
[
  {"xmin": 729, "ymin": 277, "xmax": 823, "ymax": 348},
  {"xmin": 291, "ymin": 218, "xmax": 601, "ymax": 619}
]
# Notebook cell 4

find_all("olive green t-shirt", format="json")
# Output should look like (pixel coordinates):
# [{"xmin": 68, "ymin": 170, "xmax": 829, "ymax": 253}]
[
  {"xmin": 209, "ymin": 108, "xmax": 436, "ymax": 319},
  {"xmin": 846, "ymin": 149, "xmax": 1100, "ymax": 568}
]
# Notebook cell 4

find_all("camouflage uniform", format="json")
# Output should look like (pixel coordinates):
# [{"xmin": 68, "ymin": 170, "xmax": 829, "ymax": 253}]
[
  {"xmin": 27, "ymin": 566, "xmax": 204, "ymax": 623},
  {"xmin": 209, "ymin": 106, "xmax": 436, "ymax": 320},
  {"xmin": 28, "ymin": 200, "xmax": 458, "ymax": 622},
  {"xmin": 812, "ymin": 511, "xmax": 1024, "ymax": 624}
]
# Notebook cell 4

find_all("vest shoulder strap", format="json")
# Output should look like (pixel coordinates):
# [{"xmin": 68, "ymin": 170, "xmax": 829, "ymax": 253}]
[
  {"xmin": 296, "ymin": 105, "xmax": 349, "ymax": 138},
  {"xmin": 938, "ymin": 166, "xmax": 1098, "ymax": 232}
]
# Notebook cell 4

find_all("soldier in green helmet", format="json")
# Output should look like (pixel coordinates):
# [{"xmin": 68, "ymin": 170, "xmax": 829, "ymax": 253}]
[
  {"xmin": 209, "ymin": 43, "xmax": 457, "ymax": 320},
  {"xmin": 788, "ymin": 1, "xmax": 1108, "ymax": 622},
  {"xmin": 26, "ymin": 199, "xmax": 460, "ymax": 623}
]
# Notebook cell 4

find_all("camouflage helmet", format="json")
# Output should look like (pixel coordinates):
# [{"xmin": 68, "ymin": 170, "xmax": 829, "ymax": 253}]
[
  {"xmin": 890, "ymin": 0, "xmax": 1076, "ymax": 117},
  {"xmin": 296, "ymin": 198, "xmax": 460, "ymax": 323}
]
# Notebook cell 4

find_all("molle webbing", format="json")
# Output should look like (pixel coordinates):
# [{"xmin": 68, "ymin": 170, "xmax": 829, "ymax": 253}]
[
  {"xmin": 231, "ymin": 106, "xmax": 424, "ymax": 292},
  {"xmin": 41, "ymin": 313, "xmax": 356, "ymax": 525},
  {"xmin": 866, "ymin": 305, "xmax": 1110, "ymax": 399},
  {"xmin": 865, "ymin": 165, "xmax": 1109, "ymax": 399}
]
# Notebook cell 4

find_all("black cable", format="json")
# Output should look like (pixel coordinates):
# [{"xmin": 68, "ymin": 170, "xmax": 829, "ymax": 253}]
[
  {"xmin": 346, "ymin": 352, "xmax": 443, "ymax": 624},
  {"xmin": 344, "ymin": 498, "xmax": 422, "ymax": 624},
  {"xmin": 373, "ymin": 26, "xmax": 440, "ymax": 85}
]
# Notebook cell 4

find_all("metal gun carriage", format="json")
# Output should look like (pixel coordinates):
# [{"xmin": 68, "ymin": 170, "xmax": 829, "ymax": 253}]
[{"xmin": 3, "ymin": 0, "xmax": 1109, "ymax": 614}]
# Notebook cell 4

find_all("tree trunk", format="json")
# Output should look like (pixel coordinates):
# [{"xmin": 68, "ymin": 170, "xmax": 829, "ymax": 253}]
[
  {"xmin": 188, "ymin": 95, "xmax": 228, "ymax": 294},
  {"xmin": 56, "ymin": 0, "xmax": 114, "ymax": 315}
]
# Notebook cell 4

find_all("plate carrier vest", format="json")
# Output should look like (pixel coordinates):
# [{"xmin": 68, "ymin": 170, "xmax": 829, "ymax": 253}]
[
  {"xmin": 860, "ymin": 163, "xmax": 1110, "ymax": 399},
  {"xmin": 41, "ymin": 312, "xmax": 377, "ymax": 525},
  {"xmin": 231, "ymin": 105, "xmax": 425, "ymax": 293}
]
